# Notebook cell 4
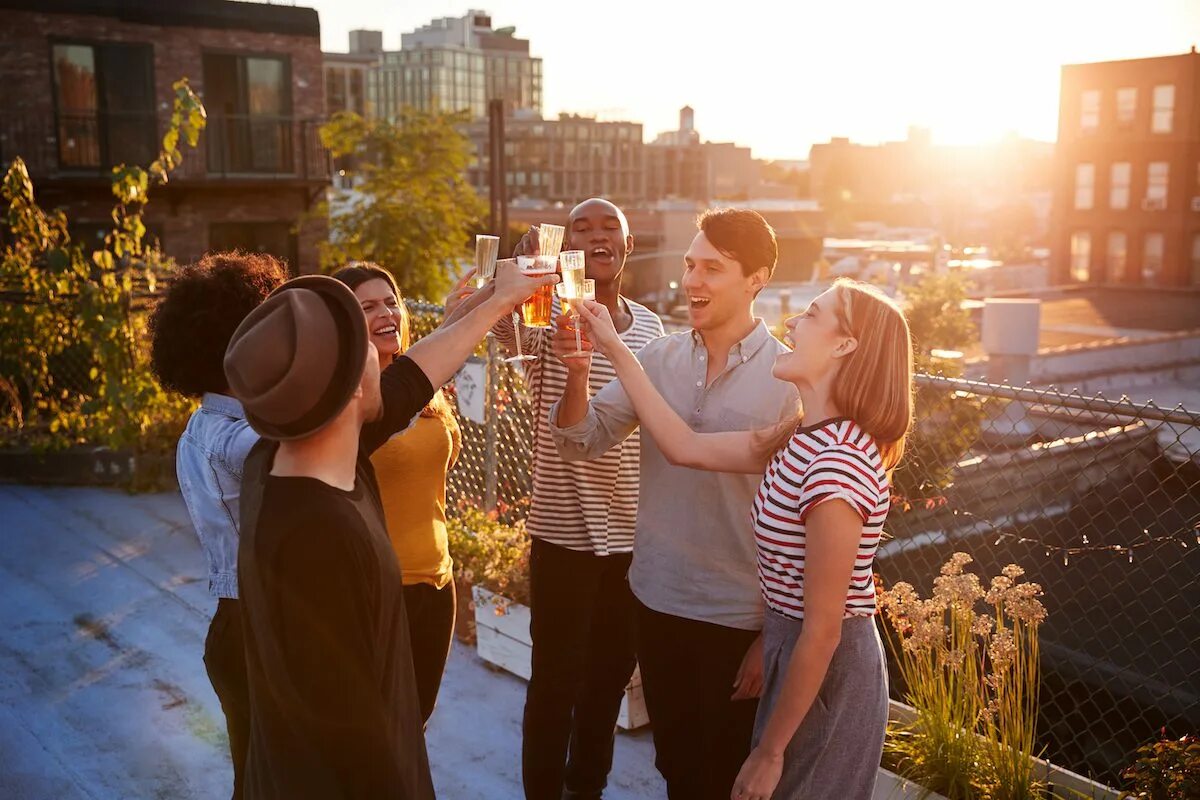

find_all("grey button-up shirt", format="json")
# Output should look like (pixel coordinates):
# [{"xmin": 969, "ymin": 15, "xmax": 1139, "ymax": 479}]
[
  {"xmin": 176, "ymin": 392, "xmax": 259, "ymax": 599},
  {"xmin": 550, "ymin": 321, "xmax": 799, "ymax": 630}
]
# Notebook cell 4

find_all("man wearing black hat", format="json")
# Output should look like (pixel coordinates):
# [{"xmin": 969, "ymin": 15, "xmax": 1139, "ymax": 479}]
[{"xmin": 225, "ymin": 262, "xmax": 555, "ymax": 799}]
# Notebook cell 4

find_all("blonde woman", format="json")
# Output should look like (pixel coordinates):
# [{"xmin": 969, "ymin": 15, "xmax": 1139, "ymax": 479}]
[
  {"xmin": 333, "ymin": 264, "xmax": 462, "ymax": 725},
  {"xmin": 577, "ymin": 278, "xmax": 913, "ymax": 800}
]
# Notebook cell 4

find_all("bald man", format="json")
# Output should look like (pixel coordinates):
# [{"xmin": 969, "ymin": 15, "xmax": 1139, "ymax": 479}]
[{"xmin": 448, "ymin": 199, "xmax": 664, "ymax": 800}]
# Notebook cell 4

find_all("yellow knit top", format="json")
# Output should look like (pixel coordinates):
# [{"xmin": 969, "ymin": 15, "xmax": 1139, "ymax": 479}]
[{"xmin": 370, "ymin": 412, "xmax": 461, "ymax": 588}]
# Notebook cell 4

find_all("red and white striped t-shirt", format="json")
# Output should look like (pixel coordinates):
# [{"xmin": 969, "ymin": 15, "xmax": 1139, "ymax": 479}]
[{"xmin": 752, "ymin": 418, "xmax": 890, "ymax": 620}]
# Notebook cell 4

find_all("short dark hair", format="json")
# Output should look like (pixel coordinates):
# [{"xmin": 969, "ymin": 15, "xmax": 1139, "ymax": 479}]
[
  {"xmin": 150, "ymin": 251, "xmax": 287, "ymax": 397},
  {"xmin": 697, "ymin": 208, "xmax": 778, "ymax": 279}
]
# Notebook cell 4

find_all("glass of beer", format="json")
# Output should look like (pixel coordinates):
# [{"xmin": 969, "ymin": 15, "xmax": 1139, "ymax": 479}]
[
  {"xmin": 474, "ymin": 234, "xmax": 500, "ymax": 288},
  {"xmin": 556, "ymin": 278, "xmax": 595, "ymax": 358},
  {"xmin": 517, "ymin": 254, "xmax": 556, "ymax": 328}
]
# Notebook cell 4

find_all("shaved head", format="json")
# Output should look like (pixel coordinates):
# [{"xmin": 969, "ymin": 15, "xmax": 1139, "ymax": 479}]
[
  {"xmin": 565, "ymin": 197, "xmax": 634, "ymax": 285},
  {"xmin": 569, "ymin": 197, "xmax": 629, "ymax": 238}
]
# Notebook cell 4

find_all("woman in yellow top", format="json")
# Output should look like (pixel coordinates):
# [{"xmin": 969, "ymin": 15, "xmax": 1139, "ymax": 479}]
[{"xmin": 334, "ymin": 263, "xmax": 462, "ymax": 724}]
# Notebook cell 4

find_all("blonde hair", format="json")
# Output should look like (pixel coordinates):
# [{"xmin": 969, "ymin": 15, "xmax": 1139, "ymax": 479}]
[
  {"xmin": 828, "ymin": 278, "xmax": 913, "ymax": 469},
  {"xmin": 759, "ymin": 278, "xmax": 914, "ymax": 470}
]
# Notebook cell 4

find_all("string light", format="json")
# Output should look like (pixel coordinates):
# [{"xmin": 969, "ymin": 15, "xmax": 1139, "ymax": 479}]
[{"xmin": 891, "ymin": 494, "xmax": 1200, "ymax": 564}]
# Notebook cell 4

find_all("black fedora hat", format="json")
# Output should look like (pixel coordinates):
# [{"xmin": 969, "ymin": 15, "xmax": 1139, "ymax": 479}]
[{"xmin": 223, "ymin": 275, "xmax": 369, "ymax": 441}]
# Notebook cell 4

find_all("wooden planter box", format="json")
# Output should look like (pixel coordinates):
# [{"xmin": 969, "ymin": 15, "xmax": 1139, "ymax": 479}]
[
  {"xmin": 472, "ymin": 585, "xmax": 649, "ymax": 731},
  {"xmin": 874, "ymin": 701, "xmax": 1119, "ymax": 800}
]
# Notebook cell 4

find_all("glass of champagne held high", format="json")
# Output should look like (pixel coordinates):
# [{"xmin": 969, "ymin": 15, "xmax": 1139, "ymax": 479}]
[
  {"xmin": 474, "ymin": 234, "xmax": 500, "ymax": 288},
  {"xmin": 556, "ymin": 278, "xmax": 595, "ymax": 359}
]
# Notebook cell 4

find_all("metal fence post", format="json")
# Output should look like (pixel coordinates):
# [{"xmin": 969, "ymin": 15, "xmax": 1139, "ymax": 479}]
[{"xmin": 483, "ymin": 334, "xmax": 499, "ymax": 512}]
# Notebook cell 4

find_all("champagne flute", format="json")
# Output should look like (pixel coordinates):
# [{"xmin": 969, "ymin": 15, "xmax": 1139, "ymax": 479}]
[
  {"xmin": 474, "ymin": 234, "xmax": 499, "ymax": 289},
  {"xmin": 557, "ymin": 278, "xmax": 595, "ymax": 358},
  {"xmin": 559, "ymin": 249, "xmax": 585, "ymax": 295},
  {"xmin": 501, "ymin": 257, "xmax": 538, "ymax": 364}
]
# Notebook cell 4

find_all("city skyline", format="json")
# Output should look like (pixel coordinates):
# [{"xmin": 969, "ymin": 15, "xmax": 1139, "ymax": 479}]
[{"xmin": 301, "ymin": 0, "xmax": 1200, "ymax": 160}]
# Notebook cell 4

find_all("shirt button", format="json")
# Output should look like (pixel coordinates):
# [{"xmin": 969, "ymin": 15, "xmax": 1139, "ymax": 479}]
[
  {"xmin": 696, "ymin": 380, "xmax": 703, "ymax": 387},
  {"xmin": 699, "ymin": 354, "xmax": 706, "ymax": 361}
]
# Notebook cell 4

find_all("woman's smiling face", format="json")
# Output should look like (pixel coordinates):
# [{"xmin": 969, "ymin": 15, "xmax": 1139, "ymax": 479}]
[{"xmin": 353, "ymin": 277, "xmax": 403, "ymax": 360}]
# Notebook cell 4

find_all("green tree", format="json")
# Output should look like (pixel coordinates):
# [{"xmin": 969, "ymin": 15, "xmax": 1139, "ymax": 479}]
[
  {"xmin": 893, "ymin": 272, "xmax": 986, "ymax": 500},
  {"xmin": 1, "ymin": 78, "xmax": 206, "ymax": 457},
  {"xmin": 317, "ymin": 109, "xmax": 486, "ymax": 300}
]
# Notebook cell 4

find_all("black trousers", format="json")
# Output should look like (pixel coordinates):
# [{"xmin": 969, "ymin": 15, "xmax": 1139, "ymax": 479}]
[
  {"xmin": 635, "ymin": 601, "xmax": 760, "ymax": 800},
  {"xmin": 203, "ymin": 598, "xmax": 250, "ymax": 800},
  {"xmin": 522, "ymin": 538, "xmax": 638, "ymax": 800},
  {"xmin": 403, "ymin": 580, "xmax": 457, "ymax": 725}
]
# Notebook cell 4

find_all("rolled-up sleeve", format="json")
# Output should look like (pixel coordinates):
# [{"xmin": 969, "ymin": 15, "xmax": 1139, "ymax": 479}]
[{"xmin": 549, "ymin": 372, "xmax": 640, "ymax": 462}]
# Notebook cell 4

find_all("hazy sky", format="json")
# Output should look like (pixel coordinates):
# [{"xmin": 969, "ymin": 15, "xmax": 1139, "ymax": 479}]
[{"xmin": 299, "ymin": 0, "xmax": 1200, "ymax": 160}]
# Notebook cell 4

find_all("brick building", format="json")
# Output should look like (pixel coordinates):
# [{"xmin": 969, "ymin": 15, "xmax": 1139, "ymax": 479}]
[
  {"xmin": 1053, "ymin": 49, "xmax": 1200, "ymax": 287},
  {"xmin": 0, "ymin": 0, "xmax": 330, "ymax": 273}
]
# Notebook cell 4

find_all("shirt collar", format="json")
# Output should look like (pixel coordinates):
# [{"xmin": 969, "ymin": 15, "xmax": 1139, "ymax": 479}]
[
  {"xmin": 690, "ymin": 319, "xmax": 774, "ymax": 364},
  {"xmin": 201, "ymin": 392, "xmax": 247, "ymax": 420}
]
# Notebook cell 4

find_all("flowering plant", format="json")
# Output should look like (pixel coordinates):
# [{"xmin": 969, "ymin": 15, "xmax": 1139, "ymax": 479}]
[
  {"xmin": 446, "ymin": 500, "xmax": 531, "ymax": 609},
  {"xmin": 879, "ymin": 553, "xmax": 1047, "ymax": 799}
]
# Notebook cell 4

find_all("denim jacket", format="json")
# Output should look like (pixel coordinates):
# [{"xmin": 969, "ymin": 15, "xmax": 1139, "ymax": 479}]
[{"xmin": 176, "ymin": 393, "xmax": 259, "ymax": 598}]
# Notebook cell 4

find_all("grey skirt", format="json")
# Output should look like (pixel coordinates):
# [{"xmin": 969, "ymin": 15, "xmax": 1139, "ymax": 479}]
[{"xmin": 752, "ymin": 610, "xmax": 888, "ymax": 800}]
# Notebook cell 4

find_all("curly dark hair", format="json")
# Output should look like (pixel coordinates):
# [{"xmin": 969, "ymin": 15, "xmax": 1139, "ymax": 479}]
[{"xmin": 150, "ymin": 251, "xmax": 288, "ymax": 397}]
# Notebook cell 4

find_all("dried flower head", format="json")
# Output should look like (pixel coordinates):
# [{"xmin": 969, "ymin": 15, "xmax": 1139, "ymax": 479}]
[
  {"xmin": 972, "ymin": 615, "xmax": 995, "ymax": 638},
  {"xmin": 989, "ymin": 626, "xmax": 1016, "ymax": 669},
  {"xmin": 941, "ymin": 552, "xmax": 974, "ymax": 576},
  {"xmin": 1003, "ymin": 582, "xmax": 1047, "ymax": 625},
  {"xmin": 1002, "ymin": 564, "xmax": 1025, "ymax": 580}
]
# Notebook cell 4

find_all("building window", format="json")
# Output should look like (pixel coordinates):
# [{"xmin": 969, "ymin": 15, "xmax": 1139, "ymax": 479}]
[
  {"xmin": 1080, "ymin": 90, "xmax": 1100, "ymax": 133},
  {"xmin": 1106, "ymin": 231, "xmax": 1127, "ymax": 282},
  {"xmin": 1152, "ymin": 85, "xmax": 1174, "ymax": 133},
  {"xmin": 51, "ymin": 42, "xmax": 156, "ymax": 170},
  {"xmin": 1070, "ymin": 231, "xmax": 1091, "ymax": 282},
  {"xmin": 202, "ymin": 53, "xmax": 293, "ymax": 174},
  {"xmin": 326, "ymin": 66, "xmax": 348, "ymax": 113},
  {"xmin": 1110, "ymin": 162, "xmax": 1131, "ymax": 209},
  {"xmin": 1145, "ymin": 162, "xmax": 1169, "ymax": 209},
  {"xmin": 1192, "ymin": 234, "xmax": 1200, "ymax": 285},
  {"xmin": 1074, "ymin": 163, "xmax": 1094, "ymax": 210},
  {"xmin": 1142, "ymin": 232, "xmax": 1164, "ymax": 283},
  {"xmin": 1115, "ymin": 87, "xmax": 1137, "ymax": 128},
  {"xmin": 349, "ymin": 70, "xmax": 364, "ymax": 115}
]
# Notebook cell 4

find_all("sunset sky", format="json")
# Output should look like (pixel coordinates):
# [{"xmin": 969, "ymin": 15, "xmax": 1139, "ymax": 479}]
[{"xmin": 303, "ymin": 0, "xmax": 1200, "ymax": 160}]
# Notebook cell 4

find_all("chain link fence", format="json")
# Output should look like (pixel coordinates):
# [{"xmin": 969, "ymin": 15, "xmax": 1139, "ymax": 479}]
[{"xmin": 408, "ymin": 303, "xmax": 1200, "ymax": 787}]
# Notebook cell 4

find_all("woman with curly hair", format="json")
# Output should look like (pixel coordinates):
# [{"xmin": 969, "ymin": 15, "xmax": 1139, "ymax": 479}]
[
  {"xmin": 149, "ymin": 251, "xmax": 287, "ymax": 800},
  {"xmin": 332, "ymin": 263, "xmax": 462, "ymax": 725}
]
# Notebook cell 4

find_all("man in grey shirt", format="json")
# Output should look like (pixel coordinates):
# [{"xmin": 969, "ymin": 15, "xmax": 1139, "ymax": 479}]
[{"xmin": 550, "ymin": 209, "xmax": 799, "ymax": 799}]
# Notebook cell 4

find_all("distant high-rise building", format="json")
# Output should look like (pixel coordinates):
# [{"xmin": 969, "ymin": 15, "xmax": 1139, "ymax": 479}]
[
  {"xmin": 349, "ymin": 29, "xmax": 383, "ymax": 55},
  {"xmin": 325, "ymin": 33, "xmax": 380, "ymax": 117},
  {"xmin": 370, "ymin": 10, "xmax": 542, "ymax": 121},
  {"xmin": 1052, "ymin": 49, "xmax": 1200, "ymax": 287},
  {"xmin": 647, "ymin": 106, "xmax": 759, "ymax": 202},
  {"xmin": 465, "ymin": 113, "xmax": 644, "ymax": 206}
]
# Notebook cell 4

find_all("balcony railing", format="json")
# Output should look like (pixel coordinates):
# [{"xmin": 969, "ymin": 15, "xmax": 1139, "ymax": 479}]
[{"xmin": 1, "ymin": 112, "xmax": 330, "ymax": 183}]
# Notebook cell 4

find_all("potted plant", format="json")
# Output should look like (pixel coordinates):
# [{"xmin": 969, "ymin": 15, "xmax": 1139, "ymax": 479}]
[
  {"xmin": 876, "ymin": 553, "xmax": 1120, "ymax": 800},
  {"xmin": 447, "ymin": 500, "xmax": 648, "ymax": 730}
]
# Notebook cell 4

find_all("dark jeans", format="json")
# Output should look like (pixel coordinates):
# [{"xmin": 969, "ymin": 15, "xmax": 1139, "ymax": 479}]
[
  {"xmin": 403, "ymin": 581, "xmax": 456, "ymax": 725},
  {"xmin": 522, "ymin": 538, "xmax": 637, "ymax": 800},
  {"xmin": 203, "ymin": 598, "xmax": 250, "ymax": 800},
  {"xmin": 635, "ymin": 601, "xmax": 760, "ymax": 800}
]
